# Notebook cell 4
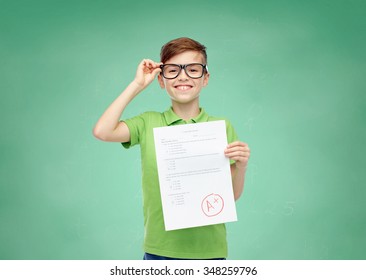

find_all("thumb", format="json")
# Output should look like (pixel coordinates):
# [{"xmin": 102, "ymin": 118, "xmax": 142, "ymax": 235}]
[{"xmin": 152, "ymin": 66, "xmax": 162, "ymax": 76}]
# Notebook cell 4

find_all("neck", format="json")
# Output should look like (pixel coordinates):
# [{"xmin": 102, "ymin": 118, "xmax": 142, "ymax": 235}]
[{"xmin": 171, "ymin": 101, "xmax": 200, "ymax": 121}]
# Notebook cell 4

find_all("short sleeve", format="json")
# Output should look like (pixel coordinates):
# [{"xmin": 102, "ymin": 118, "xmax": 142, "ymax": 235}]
[
  {"xmin": 120, "ymin": 113, "xmax": 146, "ymax": 149},
  {"xmin": 225, "ymin": 119, "xmax": 239, "ymax": 143}
]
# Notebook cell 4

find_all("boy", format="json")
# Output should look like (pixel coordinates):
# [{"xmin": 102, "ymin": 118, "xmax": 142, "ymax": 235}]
[{"xmin": 93, "ymin": 37, "xmax": 250, "ymax": 260}]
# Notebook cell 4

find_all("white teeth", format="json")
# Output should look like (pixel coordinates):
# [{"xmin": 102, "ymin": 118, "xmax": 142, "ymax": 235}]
[{"xmin": 177, "ymin": 86, "xmax": 191, "ymax": 90}]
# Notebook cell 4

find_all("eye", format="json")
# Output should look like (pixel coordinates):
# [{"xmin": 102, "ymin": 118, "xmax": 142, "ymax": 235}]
[
  {"xmin": 165, "ymin": 66, "xmax": 179, "ymax": 73},
  {"xmin": 187, "ymin": 64, "xmax": 201, "ymax": 73}
]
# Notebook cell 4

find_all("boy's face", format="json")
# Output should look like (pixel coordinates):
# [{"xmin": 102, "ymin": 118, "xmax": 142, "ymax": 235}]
[{"xmin": 158, "ymin": 51, "xmax": 209, "ymax": 106}]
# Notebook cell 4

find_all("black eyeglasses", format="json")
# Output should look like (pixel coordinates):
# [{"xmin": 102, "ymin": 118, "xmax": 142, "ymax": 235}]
[{"xmin": 160, "ymin": 63, "xmax": 207, "ymax": 79}]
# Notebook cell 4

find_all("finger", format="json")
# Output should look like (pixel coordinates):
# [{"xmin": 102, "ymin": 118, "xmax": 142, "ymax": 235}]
[
  {"xmin": 227, "ymin": 141, "xmax": 248, "ymax": 148},
  {"xmin": 225, "ymin": 152, "xmax": 250, "ymax": 162},
  {"xmin": 152, "ymin": 67, "xmax": 162, "ymax": 76},
  {"xmin": 230, "ymin": 156, "xmax": 249, "ymax": 163},
  {"xmin": 140, "ymin": 59, "xmax": 157, "ymax": 69},
  {"xmin": 141, "ymin": 61, "xmax": 160, "ymax": 75},
  {"xmin": 225, "ymin": 146, "xmax": 250, "ymax": 154},
  {"xmin": 226, "ymin": 145, "xmax": 250, "ymax": 151},
  {"xmin": 225, "ymin": 150, "xmax": 250, "ymax": 158},
  {"xmin": 144, "ymin": 59, "xmax": 161, "ymax": 67},
  {"xmin": 144, "ymin": 60, "xmax": 153, "ymax": 70}
]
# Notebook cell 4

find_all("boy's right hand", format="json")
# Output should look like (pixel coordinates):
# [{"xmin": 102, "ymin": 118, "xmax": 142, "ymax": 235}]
[
  {"xmin": 93, "ymin": 59, "xmax": 161, "ymax": 143},
  {"xmin": 133, "ymin": 59, "xmax": 162, "ymax": 89}
]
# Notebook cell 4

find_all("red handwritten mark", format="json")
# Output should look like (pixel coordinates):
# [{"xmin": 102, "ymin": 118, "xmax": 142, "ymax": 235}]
[{"xmin": 201, "ymin": 194, "xmax": 224, "ymax": 217}]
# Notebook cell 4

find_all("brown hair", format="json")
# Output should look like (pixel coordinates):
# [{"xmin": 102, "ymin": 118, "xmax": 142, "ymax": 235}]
[{"xmin": 160, "ymin": 37, "xmax": 207, "ymax": 64}]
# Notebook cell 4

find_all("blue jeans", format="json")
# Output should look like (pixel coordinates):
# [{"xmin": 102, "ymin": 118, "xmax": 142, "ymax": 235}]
[{"xmin": 143, "ymin": 253, "xmax": 225, "ymax": 260}]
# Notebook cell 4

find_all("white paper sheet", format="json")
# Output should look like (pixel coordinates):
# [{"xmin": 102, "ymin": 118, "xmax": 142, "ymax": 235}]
[{"xmin": 153, "ymin": 120, "xmax": 237, "ymax": 231}]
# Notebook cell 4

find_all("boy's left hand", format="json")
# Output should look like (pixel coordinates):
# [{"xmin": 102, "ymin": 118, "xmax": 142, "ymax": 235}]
[{"xmin": 224, "ymin": 141, "xmax": 250, "ymax": 170}]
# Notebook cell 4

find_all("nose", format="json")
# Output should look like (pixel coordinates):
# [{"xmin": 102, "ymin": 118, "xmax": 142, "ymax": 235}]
[{"xmin": 177, "ymin": 66, "xmax": 189, "ymax": 80}]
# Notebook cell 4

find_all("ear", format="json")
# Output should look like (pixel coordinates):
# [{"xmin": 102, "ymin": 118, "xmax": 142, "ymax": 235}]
[
  {"xmin": 158, "ymin": 74, "xmax": 165, "ymax": 89},
  {"xmin": 203, "ymin": 72, "xmax": 210, "ymax": 87}
]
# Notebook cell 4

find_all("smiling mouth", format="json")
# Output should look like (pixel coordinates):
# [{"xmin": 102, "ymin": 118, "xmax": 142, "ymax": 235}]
[{"xmin": 175, "ymin": 85, "xmax": 192, "ymax": 91}]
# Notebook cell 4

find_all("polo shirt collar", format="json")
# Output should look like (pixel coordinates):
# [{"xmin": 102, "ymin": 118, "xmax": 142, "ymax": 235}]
[{"xmin": 163, "ymin": 107, "xmax": 209, "ymax": 125}]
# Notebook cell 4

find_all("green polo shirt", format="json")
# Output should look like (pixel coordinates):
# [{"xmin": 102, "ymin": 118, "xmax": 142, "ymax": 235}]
[{"xmin": 121, "ymin": 107, "xmax": 238, "ymax": 259}]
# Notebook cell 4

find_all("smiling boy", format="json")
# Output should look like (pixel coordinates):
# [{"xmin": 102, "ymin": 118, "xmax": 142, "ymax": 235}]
[{"xmin": 93, "ymin": 37, "xmax": 250, "ymax": 260}]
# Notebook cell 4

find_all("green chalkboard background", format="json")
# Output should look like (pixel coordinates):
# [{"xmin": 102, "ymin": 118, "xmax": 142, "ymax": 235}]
[{"xmin": 1, "ymin": 0, "xmax": 365, "ymax": 260}]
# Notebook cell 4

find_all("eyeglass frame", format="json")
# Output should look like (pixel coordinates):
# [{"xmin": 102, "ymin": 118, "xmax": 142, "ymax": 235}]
[{"xmin": 159, "ymin": 63, "xmax": 208, "ymax": 79}]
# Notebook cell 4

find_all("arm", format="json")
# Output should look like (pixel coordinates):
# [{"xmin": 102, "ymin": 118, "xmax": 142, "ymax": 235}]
[
  {"xmin": 224, "ymin": 141, "xmax": 251, "ymax": 200},
  {"xmin": 93, "ymin": 59, "xmax": 161, "ymax": 142}
]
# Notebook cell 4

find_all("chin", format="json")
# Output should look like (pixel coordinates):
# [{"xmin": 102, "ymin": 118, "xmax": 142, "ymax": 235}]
[{"xmin": 172, "ymin": 97, "xmax": 200, "ymax": 105}]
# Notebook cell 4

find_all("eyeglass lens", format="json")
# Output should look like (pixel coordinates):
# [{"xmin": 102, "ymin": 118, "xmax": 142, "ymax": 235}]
[{"xmin": 162, "ymin": 64, "xmax": 205, "ymax": 79}]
